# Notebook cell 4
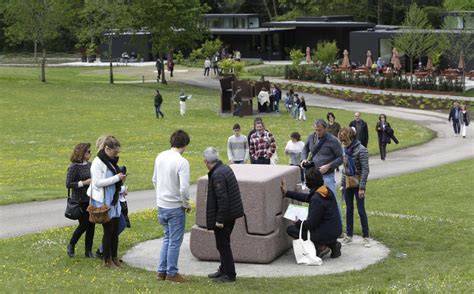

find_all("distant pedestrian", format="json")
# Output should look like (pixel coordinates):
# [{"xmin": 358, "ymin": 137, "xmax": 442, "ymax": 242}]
[
  {"xmin": 249, "ymin": 120, "xmax": 276, "ymax": 165},
  {"xmin": 155, "ymin": 58, "xmax": 162, "ymax": 81},
  {"xmin": 232, "ymin": 87, "xmax": 243, "ymax": 117},
  {"xmin": 326, "ymin": 112, "xmax": 341, "ymax": 138},
  {"xmin": 227, "ymin": 123, "xmax": 249, "ymax": 164},
  {"xmin": 203, "ymin": 147, "xmax": 244, "ymax": 283},
  {"xmin": 212, "ymin": 52, "xmax": 220, "ymax": 75},
  {"xmin": 178, "ymin": 91, "xmax": 191, "ymax": 116},
  {"xmin": 66, "ymin": 143, "xmax": 95, "ymax": 258},
  {"xmin": 460, "ymin": 105, "xmax": 470, "ymax": 138},
  {"xmin": 375, "ymin": 114, "xmax": 399, "ymax": 161},
  {"xmin": 167, "ymin": 58, "xmax": 174, "ymax": 77},
  {"xmin": 154, "ymin": 90, "xmax": 164, "ymax": 119},
  {"xmin": 204, "ymin": 57, "xmax": 211, "ymax": 77},
  {"xmin": 292, "ymin": 94, "xmax": 300, "ymax": 119},
  {"xmin": 349, "ymin": 112, "xmax": 369, "ymax": 148},
  {"xmin": 153, "ymin": 130, "xmax": 191, "ymax": 283},
  {"xmin": 285, "ymin": 132, "xmax": 305, "ymax": 181},
  {"xmin": 298, "ymin": 96, "xmax": 307, "ymax": 121},
  {"xmin": 272, "ymin": 84, "xmax": 282, "ymax": 112},
  {"xmin": 257, "ymin": 87, "xmax": 270, "ymax": 113},
  {"xmin": 448, "ymin": 102, "xmax": 461, "ymax": 136}
]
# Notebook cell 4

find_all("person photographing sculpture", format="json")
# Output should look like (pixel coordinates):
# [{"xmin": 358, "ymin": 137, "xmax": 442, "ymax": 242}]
[{"xmin": 281, "ymin": 167, "xmax": 342, "ymax": 258}]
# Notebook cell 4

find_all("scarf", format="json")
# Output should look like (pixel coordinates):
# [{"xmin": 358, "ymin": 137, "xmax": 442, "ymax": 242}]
[
  {"xmin": 97, "ymin": 149, "xmax": 122, "ymax": 206},
  {"xmin": 344, "ymin": 140, "xmax": 357, "ymax": 176}
]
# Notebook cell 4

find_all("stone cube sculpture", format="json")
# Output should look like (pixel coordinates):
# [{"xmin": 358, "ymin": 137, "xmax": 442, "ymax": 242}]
[{"xmin": 190, "ymin": 164, "xmax": 302, "ymax": 264}]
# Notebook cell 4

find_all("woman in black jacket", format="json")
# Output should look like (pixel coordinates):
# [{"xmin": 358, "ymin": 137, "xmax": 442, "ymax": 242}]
[
  {"xmin": 375, "ymin": 113, "xmax": 399, "ymax": 160},
  {"xmin": 65, "ymin": 143, "xmax": 95, "ymax": 258},
  {"xmin": 281, "ymin": 167, "xmax": 342, "ymax": 258}
]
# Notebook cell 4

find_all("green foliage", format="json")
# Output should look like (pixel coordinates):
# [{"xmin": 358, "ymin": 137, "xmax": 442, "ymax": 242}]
[
  {"xmin": 289, "ymin": 48, "xmax": 304, "ymax": 66},
  {"xmin": 315, "ymin": 40, "xmax": 338, "ymax": 65},
  {"xmin": 218, "ymin": 58, "xmax": 244, "ymax": 76},
  {"xmin": 247, "ymin": 65, "xmax": 286, "ymax": 78},
  {"xmin": 443, "ymin": 0, "xmax": 474, "ymax": 10},
  {"xmin": 200, "ymin": 38, "xmax": 222, "ymax": 59},
  {"xmin": 188, "ymin": 48, "xmax": 205, "ymax": 62}
]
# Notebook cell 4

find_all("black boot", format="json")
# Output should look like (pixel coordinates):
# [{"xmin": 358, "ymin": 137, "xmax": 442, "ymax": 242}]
[
  {"xmin": 95, "ymin": 248, "xmax": 103, "ymax": 259},
  {"xmin": 329, "ymin": 241, "xmax": 342, "ymax": 258},
  {"xmin": 85, "ymin": 250, "xmax": 93, "ymax": 258},
  {"xmin": 67, "ymin": 244, "xmax": 75, "ymax": 258},
  {"xmin": 208, "ymin": 268, "xmax": 223, "ymax": 279}
]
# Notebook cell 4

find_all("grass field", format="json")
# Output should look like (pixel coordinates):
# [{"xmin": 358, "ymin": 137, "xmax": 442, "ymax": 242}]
[
  {"xmin": 1, "ymin": 159, "xmax": 472, "ymax": 293},
  {"xmin": 0, "ymin": 66, "xmax": 433, "ymax": 204}
]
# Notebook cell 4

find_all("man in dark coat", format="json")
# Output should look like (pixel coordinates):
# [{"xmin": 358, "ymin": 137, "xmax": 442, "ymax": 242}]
[
  {"xmin": 448, "ymin": 101, "xmax": 461, "ymax": 136},
  {"xmin": 154, "ymin": 90, "xmax": 164, "ymax": 119},
  {"xmin": 281, "ymin": 167, "xmax": 342, "ymax": 258},
  {"xmin": 349, "ymin": 112, "xmax": 369, "ymax": 147},
  {"xmin": 203, "ymin": 147, "xmax": 244, "ymax": 283}
]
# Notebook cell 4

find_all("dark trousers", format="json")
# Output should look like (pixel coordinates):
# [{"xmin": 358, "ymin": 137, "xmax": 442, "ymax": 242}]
[
  {"xmin": 344, "ymin": 188, "xmax": 369, "ymax": 238},
  {"xmin": 452, "ymin": 119, "xmax": 460, "ymax": 134},
  {"xmin": 204, "ymin": 67, "xmax": 210, "ymax": 76},
  {"xmin": 69, "ymin": 202, "xmax": 95, "ymax": 251},
  {"xmin": 102, "ymin": 217, "xmax": 120, "ymax": 259},
  {"xmin": 287, "ymin": 225, "xmax": 337, "ymax": 248},
  {"xmin": 213, "ymin": 220, "xmax": 236, "ymax": 278},
  {"xmin": 213, "ymin": 65, "xmax": 219, "ymax": 75},
  {"xmin": 232, "ymin": 101, "xmax": 243, "ymax": 117},
  {"xmin": 379, "ymin": 142, "xmax": 387, "ymax": 159},
  {"xmin": 155, "ymin": 105, "xmax": 164, "ymax": 118},
  {"xmin": 156, "ymin": 69, "xmax": 161, "ymax": 80},
  {"xmin": 254, "ymin": 157, "xmax": 270, "ymax": 165}
]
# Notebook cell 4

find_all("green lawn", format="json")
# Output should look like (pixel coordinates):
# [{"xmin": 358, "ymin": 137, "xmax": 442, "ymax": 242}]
[
  {"xmin": 1, "ymin": 159, "xmax": 473, "ymax": 293},
  {"xmin": 0, "ymin": 66, "xmax": 433, "ymax": 204}
]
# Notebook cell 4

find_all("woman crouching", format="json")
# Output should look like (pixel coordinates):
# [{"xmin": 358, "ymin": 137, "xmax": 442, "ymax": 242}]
[{"xmin": 281, "ymin": 167, "xmax": 342, "ymax": 258}]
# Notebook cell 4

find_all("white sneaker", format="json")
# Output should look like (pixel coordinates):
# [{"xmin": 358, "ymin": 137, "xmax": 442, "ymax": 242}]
[
  {"xmin": 364, "ymin": 238, "xmax": 371, "ymax": 248},
  {"xmin": 341, "ymin": 236, "xmax": 352, "ymax": 245}
]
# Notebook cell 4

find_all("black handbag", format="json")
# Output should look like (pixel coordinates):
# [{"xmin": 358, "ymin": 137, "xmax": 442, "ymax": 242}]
[{"xmin": 65, "ymin": 188, "xmax": 82, "ymax": 220}]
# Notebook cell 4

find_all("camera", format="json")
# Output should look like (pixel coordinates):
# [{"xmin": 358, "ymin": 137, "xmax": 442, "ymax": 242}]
[{"xmin": 302, "ymin": 161, "xmax": 315, "ymax": 168}]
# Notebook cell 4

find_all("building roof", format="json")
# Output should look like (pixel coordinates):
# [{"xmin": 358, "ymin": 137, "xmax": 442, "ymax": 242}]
[
  {"xmin": 204, "ymin": 14, "xmax": 259, "ymax": 17},
  {"xmin": 263, "ymin": 19, "xmax": 374, "ymax": 29},
  {"xmin": 210, "ymin": 27, "xmax": 294, "ymax": 35},
  {"xmin": 351, "ymin": 27, "xmax": 474, "ymax": 35}
]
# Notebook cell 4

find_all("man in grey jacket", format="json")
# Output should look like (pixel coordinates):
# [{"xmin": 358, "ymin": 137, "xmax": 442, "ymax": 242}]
[{"xmin": 301, "ymin": 119, "xmax": 343, "ymax": 222}]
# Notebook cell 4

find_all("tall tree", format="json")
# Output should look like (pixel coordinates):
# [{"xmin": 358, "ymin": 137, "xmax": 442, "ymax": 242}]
[
  {"xmin": 4, "ymin": 0, "xmax": 74, "ymax": 82},
  {"xmin": 392, "ymin": 3, "xmax": 437, "ymax": 90},
  {"xmin": 134, "ymin": 0, "xmax": 209, "ymax": 84},
  {"xmin": 77, "ymin": 0, "xmax": 130, "ymax": 84}
]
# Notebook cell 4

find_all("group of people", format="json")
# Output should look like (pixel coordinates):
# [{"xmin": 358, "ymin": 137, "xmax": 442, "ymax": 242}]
[
  {"xmin": 153, "ymin": 89, "xmax": 192, "ymax": 118},
  {"xmin": 449, "ymin": 102, "xmax": 470, "ymax": 138},
  {"xmin": 284, "ymin": 90, "xmax": 308, "ymax": 121}
]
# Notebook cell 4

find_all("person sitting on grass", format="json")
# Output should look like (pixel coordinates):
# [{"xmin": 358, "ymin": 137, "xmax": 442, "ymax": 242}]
[{"xmin": 281, "ymin": 167, "xmax": 342, "ymax": 259}]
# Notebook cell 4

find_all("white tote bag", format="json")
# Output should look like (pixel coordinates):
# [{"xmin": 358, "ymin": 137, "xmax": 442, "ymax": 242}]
[{"xmin": 292, "ymin": 221, "xmax": 323, "ymax": 266}]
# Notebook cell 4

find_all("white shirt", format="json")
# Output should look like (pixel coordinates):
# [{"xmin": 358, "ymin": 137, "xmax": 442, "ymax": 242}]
[
  {"xmin": 152, "ymin": 149, "xmax": 190, "ymax": 208},
  {"xmin": 285, "ymin": 140, "xmax": 305, "ymax": 165},
  {"xmin": 258, "ymin": 90, "xmax": 270, "ymax": 104}
]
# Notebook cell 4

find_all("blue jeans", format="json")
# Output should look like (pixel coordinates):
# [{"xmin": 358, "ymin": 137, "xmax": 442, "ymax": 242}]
[
  {"xmin": 157, "ymin": 207, "xmax": 185, "ymax": 277},
  {"xmin": 344, "ymin": 187, "xmax": 369, "ymax": 238},
  {"xmin": 323, "ymin": 172, "xmax": 343, "ymax": 225}
]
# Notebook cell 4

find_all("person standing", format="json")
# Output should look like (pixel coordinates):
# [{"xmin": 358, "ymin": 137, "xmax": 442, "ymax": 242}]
[
  {"xmin": 88, "ymin": 135, "xmax": 127, "ymax": 268},
  {"xmin": 285, "ymin": 132, "xmax": 305, "ymax": 181},
  {"xmin": 212, "ymin": 51, "xmax": 220, "ymax": 75},
  {"xmin": 257, "ymin": 87, "xmax": 270, "ymax": 113},
  {"xmin": 300, "ymin": 119, "xmax": 343, "ymax": 223},
  {"xmin": 249, "ymin": 120, "xmax": 276, "ymax": 165},
  {"xmin": 232, "ymin": 87, "xmax": 243, "ymax": 117},
  {"xmin": 203, "ymin": 147, "xmax": 244, "ymax": 283},
  {"xmin": 154, "ymin": 90, "xmax": 164, "ymax": 119},
  {"xmin": 349, "ymin": 112, "xmax": 369, "ymax": 148},
  {"xmin": 152, "ymin": 130, "xmax": 191, "ymax": 283},
  {"xmin": 272, "ymin": 84, "xmax": 282, "ymax": 112},
  {"xmin": 247, "ymin": 117, "xmax": 263, "ymax": 164},
  {"xmin": 338, "ymin": 127, "xmax": 370, "ymax": 247},
  {"xmin": 298, "ymin": 96, "xmax": 307, "ymax": 121},
  {"xmin": 326, "ymin": 112, "xmax": 341, "ymax": 138},
  {"xmin": 66, "ymin": 143, "xmax": 95, "ymax": 258},
  {"xmin": 460, "ymin": 105, "xmax": 470, "ymax": 138},
  {"xmin": 167, "ymin": 57, "xmax": 174, "ymax": 77},
  {"xmin": 448, "ymin": 102, "xmax": 461, "ymax": 136},
  {"xmin": 292, "ymin": 94, "xmax": 300, "ymax": 119},
  {"xmin": 375, "ymin": 114, "xmax": 399, "ymax": 160},
  {"xmin": 178, "ymin": 91, "xmax": 190, "ymax": 116},
  {"xmin": 155, "ymin": 58, "xmax": 162, "ymax": 81},
  {"xmin": 227, "ymin": 124, "xmax": 249, "ymax": 164},
  {"xmin": 204, "ymin": 57, "xmax": 211, "ymax": 77}
]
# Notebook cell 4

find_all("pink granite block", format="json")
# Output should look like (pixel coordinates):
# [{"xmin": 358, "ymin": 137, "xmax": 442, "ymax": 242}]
[{"xmin": 195, "ymin": 164, "xmax": 301, "ymax": 235}]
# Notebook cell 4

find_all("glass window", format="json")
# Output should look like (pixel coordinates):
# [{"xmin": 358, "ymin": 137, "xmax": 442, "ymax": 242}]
[
  {"xmin": 379, "ymin": 38, "xmax": 392, "ymax": 63},
  {"xmin": 248, "ymin": 17, "xmax": 259, "ymax": 28}
]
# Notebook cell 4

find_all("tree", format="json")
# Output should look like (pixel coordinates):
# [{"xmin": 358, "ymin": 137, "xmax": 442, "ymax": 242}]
[
  {"xmin": 443, "ymin": 0, "xmax": 474, "ymax": 10},
  {"xmin": 134, "ymin": 0, "xmax": 209, "ymax": 84},
  {"xmin": 391, "ymin": 3, "xmax": 437, "ymax": 90},
  {"xmin": 4, "ymin": 0, "xmax": 74, "ymax": 82},
  {"xmin": 77, "ymin": 0, "xmax": 131, "ymax": 84},
  {"xmin": 315, "ymin": 40, "xmax": 339, "ymax": 65}
]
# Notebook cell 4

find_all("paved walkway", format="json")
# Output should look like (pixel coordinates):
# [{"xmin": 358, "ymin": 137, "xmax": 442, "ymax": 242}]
[{"xmin": 1, "ymin": 68, "xmax": 473, "ymax": 239}]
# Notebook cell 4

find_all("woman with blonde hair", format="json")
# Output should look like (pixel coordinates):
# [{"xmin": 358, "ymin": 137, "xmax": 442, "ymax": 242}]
[
  {"xmin": 66, "ymin": 143, "xmax": 95, "ymax": 258},
  {"xmin": 338, "ymin": 127, "xmax": 370, "ymax": 247},
  {"xmin": 88, "ymin": 135, "xmax": 127, "ymax": 268}
]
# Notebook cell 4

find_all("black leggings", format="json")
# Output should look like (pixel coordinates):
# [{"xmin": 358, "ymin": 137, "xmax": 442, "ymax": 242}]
[
  {"xmin": 69, "ymin": 202, "xmax": 95, "ymax": 251},
  {"xmin": 379, "ymin": 142, "xmax": 387, "ymax": 159},
  {"xmin": 102, "ymin": 217, "xmax": 120, "ymax": 259}
]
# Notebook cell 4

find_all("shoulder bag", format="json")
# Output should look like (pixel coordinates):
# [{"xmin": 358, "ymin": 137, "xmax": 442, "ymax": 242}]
[
  {"xmin": 87, "ymin": 191, "xmax": 110, "ymax": 224},
  {"xmin": 64, "ymin": 188, "xmax": 82, "ymax": 220},
  {"xmin": 292, "ymin": 221, "xmax": 322, "ymax": 266}
]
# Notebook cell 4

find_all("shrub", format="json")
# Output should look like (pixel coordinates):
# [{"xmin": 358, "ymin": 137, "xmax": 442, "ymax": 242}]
[
  {"xmin": 218, "ymin": 59, "xmax": 244, "ymax": 76},
  {"xmin": 201, "ymin": 39, "xmax": 223, "ymax": 59},
  {"xmin": 315, "ymin": 41, "xmax": 338, "ymax": 65},
  {"xmin": 289, "ymin": 49, "xmax": 305, "ymax": 66}
]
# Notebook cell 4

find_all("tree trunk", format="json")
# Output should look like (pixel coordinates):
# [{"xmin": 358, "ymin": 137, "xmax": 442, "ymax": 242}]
[
  {"xmin": 109, "ymin": 37, "xmax": 114, "ymax": 84},
  {"xmin": 262, "ymin": 0, "xmax": 272, "ymax": 20},
  {"xmin": 41, "ymin": 47, "xmax": 46, "ymax": 83},
  {"xmin": 378, "ymin": 0, "xmax": 384, "ymax": 25},
  {"xmin": 409, "ymin": 56, "xmax": 413, "ymax": 91},
  {"xmin": 271, "ymin": 0, "xmax": 278, "ymax": 17},
  {"xmin": 161, "ymin": 56, "xmax": 167, "ymax": 85},
  {"xmin": 34, "ymin": 40, "xmax": 38, "ymax": 64}
]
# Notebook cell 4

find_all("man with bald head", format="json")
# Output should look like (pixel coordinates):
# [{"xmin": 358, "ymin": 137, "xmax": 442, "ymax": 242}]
[{"xmin": 349, "ymin": 112, "xmax": 369, "ymax": 147}]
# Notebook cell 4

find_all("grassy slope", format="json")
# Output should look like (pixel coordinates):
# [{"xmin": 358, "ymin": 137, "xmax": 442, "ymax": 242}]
[
  {"xmin": 0, "ymin": 159, "xmax": 473, "ymax": 293},
  {"xmin": 0, "ymin": 67, "xmax": 433, "ymax": 204}
]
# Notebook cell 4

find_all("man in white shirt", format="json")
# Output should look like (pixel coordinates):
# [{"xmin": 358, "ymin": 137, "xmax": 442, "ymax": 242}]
[{"xmin": 152, "ymin": 129, "xmax": 191, "ymax": 283}]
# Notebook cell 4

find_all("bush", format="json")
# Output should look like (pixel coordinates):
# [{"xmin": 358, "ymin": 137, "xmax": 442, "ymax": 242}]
[
  {"xmin": 188, "ymin": 48, "xmax": 204, "ymax": 62},
  {"xmin": 201, "ymin": 39, "xmax": 223, "ymax": 59},
  {"xmin": 248, "ymin": 65, "xmax": 285, "ymax": 77},
  {"xmin": 315, "ymin": 41, "xmax": 338, "ymax": 65},
  {"xmin": 289, "ymin": 49, "xmax": 305, "ymax": 66},
  {"xmin": 218, "ymin": 59, "xmax": 244, "ymax": 76}
]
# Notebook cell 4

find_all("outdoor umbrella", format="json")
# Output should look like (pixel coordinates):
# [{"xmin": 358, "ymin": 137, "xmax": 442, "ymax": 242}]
[
  {"xmin": 458, "ymin": 51, "xmax": 465, "ymax": 70},
  {"xmin": 306, "ymin": 47, "xmax": 311, "ymax": 63},
  {"xmin": 365, "ymin": 50, "xmax": 373, "ymax": 67},
  {"xmin": 341, "ymin": 49, "xmax": 350, "ymax": 69},
  {"xmin": 426, "ymin": 56, "xmax": 433, "ymax": 71},
  {"xmin": 391, "ymin": 48, "xmax": 402, "ymax": 71}
]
